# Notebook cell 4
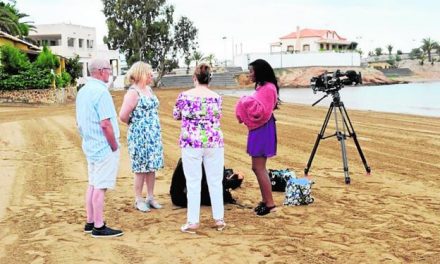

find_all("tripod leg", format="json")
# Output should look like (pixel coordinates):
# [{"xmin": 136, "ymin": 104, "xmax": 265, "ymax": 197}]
[
  {"xmin": 334, "ymin": 106, "xmax": 350, "ymax": 184},
  {"xmin": 304, "ymin": 104, "xmax": 333, "ymax": 176},
  {"xmin": 340, "ymin": 104, "xmax": 371, "ymax": 174}
]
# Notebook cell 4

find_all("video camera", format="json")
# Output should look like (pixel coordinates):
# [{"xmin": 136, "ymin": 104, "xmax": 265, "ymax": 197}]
[{"xmin": 310, "ymin": 69, "xmax": 362, "ymax": 94}]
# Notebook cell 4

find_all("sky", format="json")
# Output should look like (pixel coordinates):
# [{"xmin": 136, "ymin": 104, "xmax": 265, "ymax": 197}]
[{"xmin": 16, "ymin": 0, "xmax": 440, "ymax": 62}]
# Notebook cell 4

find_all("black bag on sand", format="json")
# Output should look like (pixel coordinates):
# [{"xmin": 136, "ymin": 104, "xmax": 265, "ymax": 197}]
[
  {"xmin": 268, "ymin": 169, "xmax": 295, "ymax": 192},
  {"xmin": 170, "ymin": 158, "xmax": 243, "ymax": 207}
]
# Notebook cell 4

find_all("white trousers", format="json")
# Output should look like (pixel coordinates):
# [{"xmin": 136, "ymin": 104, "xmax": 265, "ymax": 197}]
[{"xmin": 181, "ymin": 147, "xmax": 224, "ymax": 224}]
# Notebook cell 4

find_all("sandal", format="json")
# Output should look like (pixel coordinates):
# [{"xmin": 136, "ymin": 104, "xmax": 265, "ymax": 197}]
[
  {"xmin": 215, "ymin": 219, "xmax": 227, "ymax": 231},
  {"xmin": 256, "ymin": 205, "xmax": 276, "ymax": 216},
  {"xmin": 180, "ymin": 223, "xmax": 199, "ymax": 234},
  {"xmin": 254, "ymin": 202, "xmax": 265, "ymax": 212}
]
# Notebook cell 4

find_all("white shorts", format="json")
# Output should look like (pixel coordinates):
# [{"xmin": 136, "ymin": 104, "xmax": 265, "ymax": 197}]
[{"xmin": 87, "ymin": 149, "xmax": 120, "ymax": 189}]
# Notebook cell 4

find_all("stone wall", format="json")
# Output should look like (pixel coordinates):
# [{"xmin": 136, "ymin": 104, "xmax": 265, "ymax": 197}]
[{"xmin": 0, "ymin": 86, "xmax": 77, "ymax": 104}]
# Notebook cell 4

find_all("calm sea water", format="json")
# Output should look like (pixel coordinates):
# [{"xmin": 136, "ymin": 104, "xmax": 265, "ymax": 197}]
[{"xmin": 218, "ymin": 82, "xmax": 440, "ymax": 117}]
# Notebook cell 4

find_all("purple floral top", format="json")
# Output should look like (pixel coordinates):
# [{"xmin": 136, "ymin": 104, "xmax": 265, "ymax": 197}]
[{"xmin": 173, "ymin": 93, "xmax": 224, "ymax": 148}]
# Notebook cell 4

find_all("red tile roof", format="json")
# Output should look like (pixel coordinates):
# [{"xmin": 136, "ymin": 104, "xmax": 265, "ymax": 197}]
[{"xmin": 280, "ymin": 28, "xmax": 347, "ymax": 41}]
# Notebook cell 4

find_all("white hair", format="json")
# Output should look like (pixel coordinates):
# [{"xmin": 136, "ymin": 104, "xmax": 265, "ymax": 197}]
[{"xmin": 88, "ymin": 58, "xmax": 110, "ymax": 73}]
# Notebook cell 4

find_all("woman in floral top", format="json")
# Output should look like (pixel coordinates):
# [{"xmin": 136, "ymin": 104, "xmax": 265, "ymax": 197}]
[
  {"xmin": 119, "ymin": 61, "xmax": 164, "ymax": 213},
  {"xmin": 173, "ymin": 63, "xmax": 226, "ymax": 233}
]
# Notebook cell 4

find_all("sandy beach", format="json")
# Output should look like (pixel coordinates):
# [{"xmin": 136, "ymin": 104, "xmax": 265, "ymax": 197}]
[{"xmin": 0, "ymin": 88, "xmax": 439, "ymax": 263}]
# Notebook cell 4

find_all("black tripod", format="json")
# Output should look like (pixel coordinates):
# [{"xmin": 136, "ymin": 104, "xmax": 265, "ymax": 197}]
[{"xmin": 304, "ymin": 90, "xmax": 371, "ymax": 184}]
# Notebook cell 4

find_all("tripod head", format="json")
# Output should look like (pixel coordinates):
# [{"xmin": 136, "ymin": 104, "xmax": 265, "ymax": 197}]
[{"xmin": 312, "ymin": 89, "xmax": 342, "ymax": 107}]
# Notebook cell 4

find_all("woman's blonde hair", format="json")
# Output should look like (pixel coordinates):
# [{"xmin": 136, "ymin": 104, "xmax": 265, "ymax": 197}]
[{"xmin": 126, "ymin": 61, "xmax": 152, "ymax": 84}]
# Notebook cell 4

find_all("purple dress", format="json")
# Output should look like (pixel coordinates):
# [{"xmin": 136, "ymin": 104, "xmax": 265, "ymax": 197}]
[{"xmin": 247, "ymin": 115, "xmax": 277, "ymax": 157}]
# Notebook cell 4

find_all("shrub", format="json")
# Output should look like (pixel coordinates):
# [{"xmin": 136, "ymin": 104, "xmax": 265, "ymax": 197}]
[
  {"xmin": 409, "ymin": 48, "xmax": 422, "ymax": 60},
  {"xmin": 61, "ymin": 71, "xmax": 72, "ymax": 86},
  {"xmin": 65, "ymin": 55, "xmax": 82, "ymax": 84},
  {"xmin": 0, "ymin": 65, "xmax": 52, "ymax": 90},
  {"xmin": 34, "ymin": 45, "xmax": 60, "ymax": 70},
  {"xmin": 55, "ymin": 71, "xmax": 72, "ymax": 88},
  {"xmin": 0, "ymin": 44, "xmax": 30, "ymax": 74},
  {"xmin": 55, "ymin": 74, "xmax": 64, "ymax": 88}
]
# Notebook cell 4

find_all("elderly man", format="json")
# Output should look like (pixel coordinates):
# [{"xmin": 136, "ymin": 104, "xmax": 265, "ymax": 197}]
[{"xmin": 76, "ymin": 58, "xmax": 123, "ymax": 238}]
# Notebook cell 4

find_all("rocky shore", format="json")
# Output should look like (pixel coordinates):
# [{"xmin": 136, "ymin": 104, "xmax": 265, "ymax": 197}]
[{"xmin": 235, "ymin": 60, "xmax": 440, "ymax": 88}]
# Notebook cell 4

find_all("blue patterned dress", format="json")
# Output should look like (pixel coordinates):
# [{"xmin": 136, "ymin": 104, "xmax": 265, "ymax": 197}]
[{"xmin": 127, "ymin": 86, "xmax": 164, "ymax": 173}]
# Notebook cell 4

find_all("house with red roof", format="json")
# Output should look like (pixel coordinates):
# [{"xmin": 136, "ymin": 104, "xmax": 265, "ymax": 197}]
[{"xmin": 273, "ymin": 27, "xmax": 356, "ymax": 53}]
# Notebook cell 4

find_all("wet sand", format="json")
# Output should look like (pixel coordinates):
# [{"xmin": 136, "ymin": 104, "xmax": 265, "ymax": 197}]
[{"xmin": 0, "ymin": 88, "xmax": 439, "ymax": 263}]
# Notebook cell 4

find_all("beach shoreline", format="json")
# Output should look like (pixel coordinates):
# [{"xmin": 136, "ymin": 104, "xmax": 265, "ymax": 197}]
[{"xmin": 0, "ymin": 89, "xmax": 439, "ymax": 263}]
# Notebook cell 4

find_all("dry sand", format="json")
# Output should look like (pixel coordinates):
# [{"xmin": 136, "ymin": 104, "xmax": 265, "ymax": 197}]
[{"xmin": 0, "ymin": 88, "xmax": 439, "ymax": 263}]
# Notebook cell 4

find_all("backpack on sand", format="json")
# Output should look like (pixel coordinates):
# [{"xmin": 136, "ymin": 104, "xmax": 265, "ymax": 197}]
[
  {"xmin": 170, "ymin": 158, "xmax": 243, "ymax": 207},
  {"xmin": 268, "ymin": 169, "xmax": 295, "ymax": 192}
]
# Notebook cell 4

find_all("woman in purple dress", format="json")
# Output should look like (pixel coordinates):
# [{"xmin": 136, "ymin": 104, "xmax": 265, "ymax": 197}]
[{"xmin": 235, "ymin": 59, "xmax": 279, "ymax": 216}]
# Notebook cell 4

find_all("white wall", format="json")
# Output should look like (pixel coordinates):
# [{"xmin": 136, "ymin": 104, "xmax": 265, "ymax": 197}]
[
  {"xmin": 280, "ymin": 37, "xmax": 321, "ymax": 52},
  {"xmin": 30, "ymin": 23, "xmax": 121, "ymax": 77},
  {"xmin": 31, "ymin": 23, "xmax": 96, "ymax": 59},
  {"xmin": 234, "ymin": 52, "xmax": 361, "ymax": 69}
]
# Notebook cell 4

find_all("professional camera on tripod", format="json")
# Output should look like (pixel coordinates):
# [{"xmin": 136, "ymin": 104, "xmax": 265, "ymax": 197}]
[
  {"xmin": 310, "ymin": 69, "xmax": 362, "ymax": 95},
  {"xmin": 305, "ymin": 69, "xmax": 370, "ymax": 184}
]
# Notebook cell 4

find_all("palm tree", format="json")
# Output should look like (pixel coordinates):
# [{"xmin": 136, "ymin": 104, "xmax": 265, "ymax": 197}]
[
  {"xmin": 192, "ymin": 51, "xmax": 204, "ymax": 66},
  {"xmin": 184, "ymin": 56, "xmax": 192, "ymax": 74},
  {"xmin": 0, "ymin": 3, "xmax": 20, "ymax": 35},
  {"xmin": 0, "ymin": 2, "xmax": 35, "ymax": 37},
  {"xmin": 203, "ymin": 53, "xmax": 215, "ymax": 67},
  {"xmin": 386, "ymin": 44, "xmax": 393, "ymax": 56},
  {"xmin": 421, "ymin": 38, "xmax": 439, "ymax": 62}
]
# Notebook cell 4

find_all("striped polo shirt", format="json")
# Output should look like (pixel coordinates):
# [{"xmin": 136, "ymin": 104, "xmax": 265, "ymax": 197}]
[{"xmin": 76, "ymin": 78, "xmax": 120, "ymax": 162}]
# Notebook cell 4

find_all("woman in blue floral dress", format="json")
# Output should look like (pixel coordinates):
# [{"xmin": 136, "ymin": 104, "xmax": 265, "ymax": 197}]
[
  {"xmin": 173, "ymin": 63, "xmax": 226, "ymax": 233},
  {"xmin": 119, "ymin": 61, "xmax": 164, "ymax": 212}
]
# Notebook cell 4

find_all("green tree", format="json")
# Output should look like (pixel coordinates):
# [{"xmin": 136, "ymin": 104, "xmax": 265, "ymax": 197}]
[
  {"xmin": 419, "ymin": 52, "xmax": 426, "ymax": 65},
  {"xmin": 348, "ymin": 42, "xmax": 358, "ymax": 50},
  {"xmin": 375, "ymin": 47, "xmax": 383, "ymax": 56},
  {"xmin": 204, "ymin": 53, "xmax": 215, "ymax": 67},
  {"xmin": 102, "ymin": 0, "xmax": 198, "ymax": 86},
  {"xmin": 192, "ymin": 51, "xmax": 203, "ymax": 66},
  {"xmin": 0, "ymin": 1, "xmax": 35, "ymax": 37},
  {"xmin": 0, "ymin": 44, "xmax": 30, "ymax": 74},
  {"xmin": 65, "ymin": 54, "xmax": 82, "ymax": 84},
  {"xmin": 34, "ymin": 46, "xmax": 60, "ymax": 70},
  {"xmin": 409, "ymin": 48, "xmax": 422, "ymax": 60},
  {"xmin": 396, "ymin": 50, "xmax": 403, "ymax": 55},
  {"xmin": 184, "ymin": 55, "xmax": 192, "ymax": 74},
  {"xmin": 421, "ymin": 38, "xmax": 439, "ymax": 62},
  {"xmin": 386, "ymin": 44, "xmax": 393, "ymax": 56},
  {"xmin": 163, "ymin": 58, "xmax": 179, "ymax": 74}
]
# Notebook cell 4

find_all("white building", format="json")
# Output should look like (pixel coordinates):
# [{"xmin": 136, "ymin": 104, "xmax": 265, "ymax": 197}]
[
  {"xmin": 233, "ymin": 27, "xmax": 360, "ymax": 70},
  {"xmin": 273, "ymin": 27, "xmax": 355, "ymax": 53},
  {"xmin": 28, "ymin": 23, "xmax": 121, "ymax": 78}
]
